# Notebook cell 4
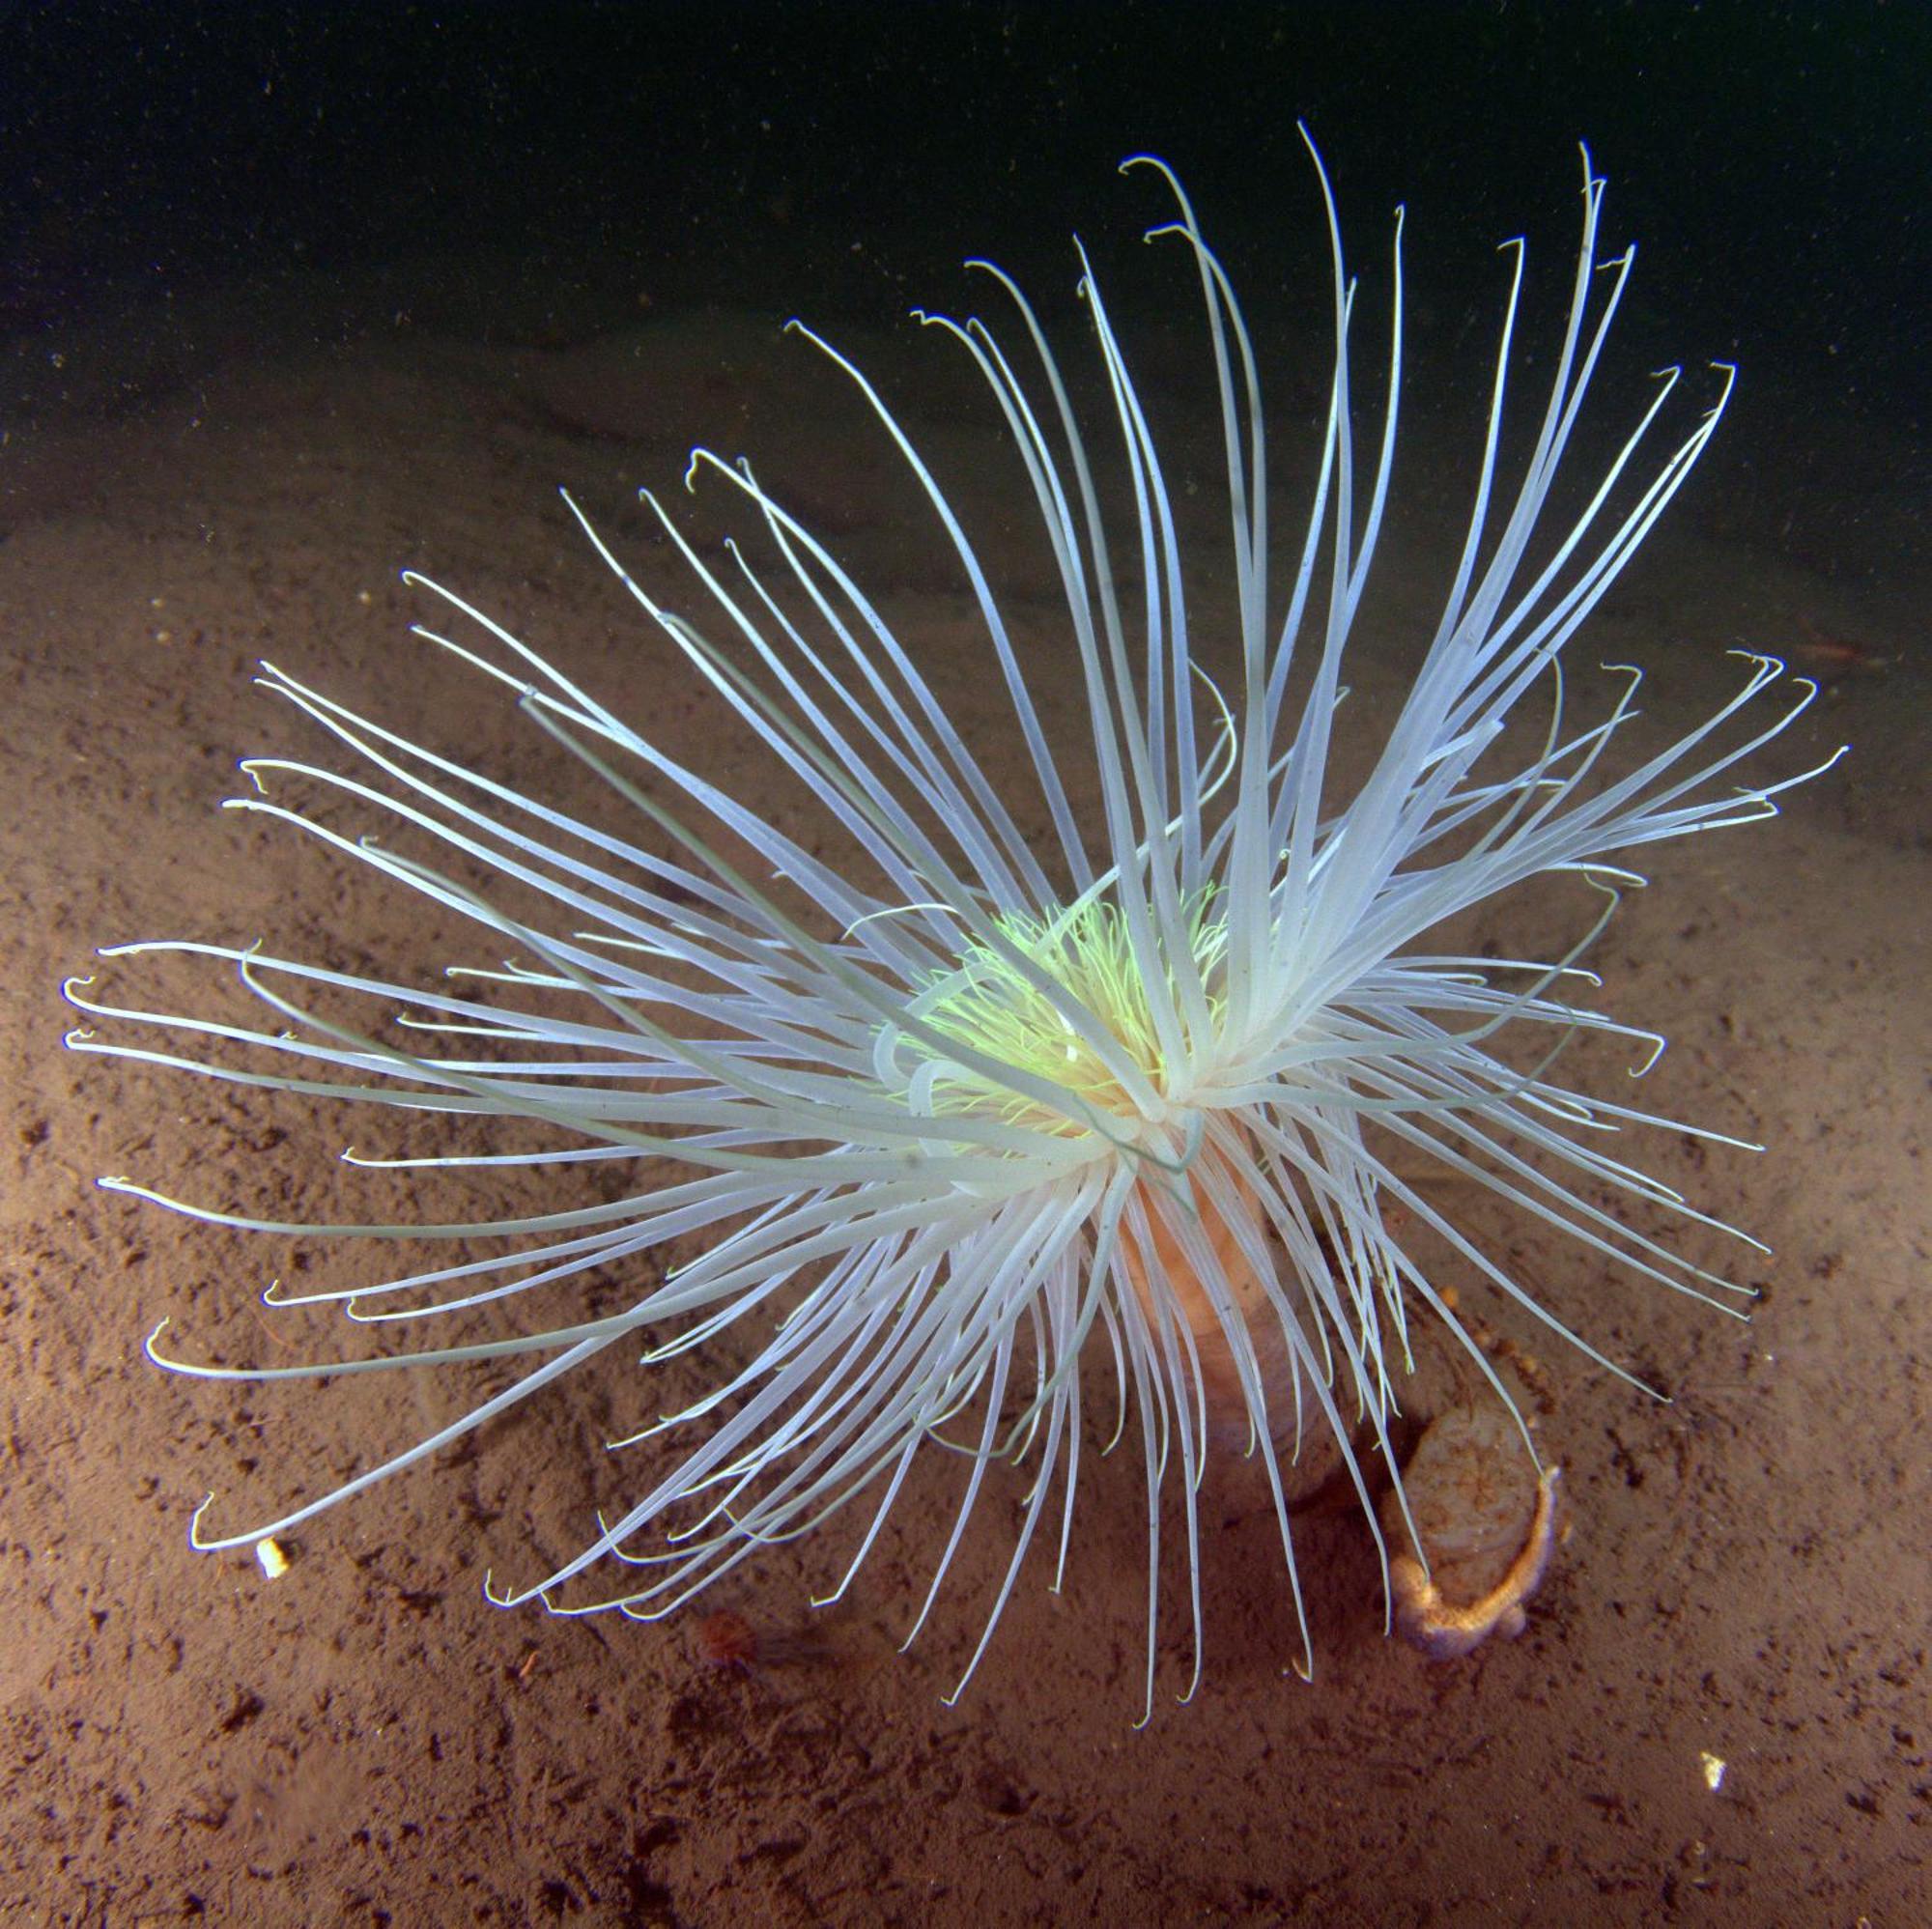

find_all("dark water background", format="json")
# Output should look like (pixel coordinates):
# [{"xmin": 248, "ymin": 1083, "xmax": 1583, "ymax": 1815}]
[
  {"xmin": 2, "ymin": 0, "xmax": 1923, "ymax": 415},
  {"xmin": 3, "ymin": 0, "xmax": 1925, "ymax": 667}
]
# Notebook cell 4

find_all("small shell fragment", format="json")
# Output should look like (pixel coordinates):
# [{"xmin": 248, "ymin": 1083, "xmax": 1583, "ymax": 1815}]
[{"xmin": 1382, "ymin": 1403, "xmax": 1559, "ymax": 1659}]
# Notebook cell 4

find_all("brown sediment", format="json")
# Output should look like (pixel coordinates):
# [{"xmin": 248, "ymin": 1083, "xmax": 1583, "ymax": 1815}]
[{"xmin": 692, "ymin": 1606, "xmax": 838, "ymax": 1676}]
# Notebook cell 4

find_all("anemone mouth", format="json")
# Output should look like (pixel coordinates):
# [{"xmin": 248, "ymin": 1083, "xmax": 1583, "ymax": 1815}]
[{"xmin": 902, "ymin": 889, "xmax": 1231, "ymax": 1133}]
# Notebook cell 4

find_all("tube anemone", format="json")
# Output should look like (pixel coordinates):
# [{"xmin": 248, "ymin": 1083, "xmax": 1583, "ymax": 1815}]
[{"xmin": 66, "ymin": 140, "xmax": 1838, "ymax": 1718}]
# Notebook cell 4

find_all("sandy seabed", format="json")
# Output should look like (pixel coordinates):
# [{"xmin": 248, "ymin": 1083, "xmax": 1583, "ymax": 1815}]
[{"xmin": 2, "ymin": 279, "xmax": 1926, "ymax": 1926}]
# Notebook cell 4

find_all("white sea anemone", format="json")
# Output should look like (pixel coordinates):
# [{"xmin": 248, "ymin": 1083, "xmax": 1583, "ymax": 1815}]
[{"xmin": 66, "ymin": 142, "xmax": 1836, "ymax": 1717}]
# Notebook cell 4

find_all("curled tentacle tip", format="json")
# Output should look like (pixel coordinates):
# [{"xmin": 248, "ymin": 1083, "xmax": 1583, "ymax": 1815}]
[{"xmin": 186, "ymin": 1492, "xmax": 220, "ymax": 1547}]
